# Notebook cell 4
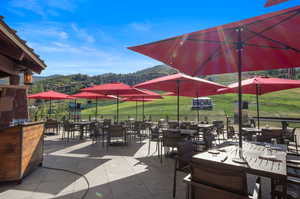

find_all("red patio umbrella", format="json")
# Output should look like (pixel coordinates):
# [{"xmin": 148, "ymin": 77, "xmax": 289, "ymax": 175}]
[
  {"xmin": 71, "ymin": 92, "xmax": 117, "ymax": 119},
  {"xmin": 128, "ymin": 6, "xmax": 300, "ymax": 148},
  {"xmin": 81, "ymin": 82, "xmax": 145, "ymax": 122},
  {"xmin": 219, "ymin": 76, "xmax": 300, "ymax": 128},
  {"xmin": 28, "ymin": 90, "xmax": 73, "ymax": 116},
  {"xmin": 135, "ymin": 73, "xmax": 226, "ymax": 124},
  {"xmin": 265, "ymin": 0, "xmax": 292, "ymax": 7}
]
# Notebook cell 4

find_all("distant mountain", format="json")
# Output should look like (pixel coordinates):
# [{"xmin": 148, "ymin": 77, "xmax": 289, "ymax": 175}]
[
  {"xmin": 29, "ymin": 64, "xmax": 298, "ymax": 95},
  {"xmin": 30, "ymin": 65, "xmax": 177, "ymax": 94},
  {"xmin": 32, "ymin": 74, "xmax": 63, "ymax": 82}
]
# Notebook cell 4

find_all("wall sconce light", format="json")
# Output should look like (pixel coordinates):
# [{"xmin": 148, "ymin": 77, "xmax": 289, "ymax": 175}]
[{"xmin": 24, "ymin": 70, "xmax": 33, "ymax": 85}]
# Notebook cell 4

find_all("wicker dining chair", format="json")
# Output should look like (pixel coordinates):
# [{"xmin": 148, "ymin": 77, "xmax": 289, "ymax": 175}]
[
  {"xmin": 106, "ymin": 125, "xmax": 127, "ymax": 152},
  {"xmin": 285, "ymin": 127, "xmax": 299, "ymax": 154},
  {"xmin": 173, "ymin": 140, "xmax": 195, "ymax": 198},
  {"xmin": 274, "ymin": 153, "xmax": 300, "ymax": 199},
  {"xmin": 183, "ymin": 174, "xmax": 261, "ymax": 199},
  {"xmin": 62, "ymin": 120, "xmax": 77, "ymax": 142},
  {"xmin": 148, "ymin": 126, "xmax": 161, "ymax": 156}
]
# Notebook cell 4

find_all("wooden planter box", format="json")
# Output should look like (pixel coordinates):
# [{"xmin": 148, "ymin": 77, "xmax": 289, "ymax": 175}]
[{"xmin": 0, "ymin": 122, "xmax": 44, "ymax": 183}]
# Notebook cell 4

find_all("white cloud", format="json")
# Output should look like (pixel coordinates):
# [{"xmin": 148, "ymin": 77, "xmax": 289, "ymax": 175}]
[
  {"xmin": 8, "ymin": 0, "xmax": 79, "ymax": 17},
  {"xmin": 129, "ymin": 22, "xmax": 152, "ymax": 32},
  {"xmin": 71, "ymin": 23, "xmax": 95, "ymax": 43},
  {"xmin": 9, "ymin": 0, "xmax": 46, "ymax": 16},
  {"xmin": 17, "ymin": 24, "xmax": 69, "ymax": 40}
]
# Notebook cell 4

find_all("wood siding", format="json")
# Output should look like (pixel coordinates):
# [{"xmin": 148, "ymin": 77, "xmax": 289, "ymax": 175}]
[{"xmin": 0, "ymin": 126, "xmax": 21, "ymax": 181}]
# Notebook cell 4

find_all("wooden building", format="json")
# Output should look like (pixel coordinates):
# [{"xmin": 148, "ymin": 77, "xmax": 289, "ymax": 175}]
[{"xmin": 0, "ymin": 16, "xmax": 47, "ymax": 183}]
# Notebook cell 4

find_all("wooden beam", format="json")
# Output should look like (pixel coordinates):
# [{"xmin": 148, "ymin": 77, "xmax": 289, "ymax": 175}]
[
  {"xmin": 0, "ymin": 54, "xmax": 18, "ymax": 76},
  {"xmin": 0, "ymin": 20, "xmax": 46, "ymax": 70}
]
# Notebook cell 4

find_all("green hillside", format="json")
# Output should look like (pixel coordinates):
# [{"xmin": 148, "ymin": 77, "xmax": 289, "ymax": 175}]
[
  {"xmin": 30, "ymin": 64, "xmax": 300, "ymax": 123},
  {"xmin": 80, "ymin": 88, "xmax": 300, "ymax": 122}
]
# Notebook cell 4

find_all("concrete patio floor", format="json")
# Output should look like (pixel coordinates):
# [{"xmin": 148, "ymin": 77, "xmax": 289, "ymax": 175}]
[{"xmin": 0, "ymin": 134, "xmax": 273, "ymax": 199}]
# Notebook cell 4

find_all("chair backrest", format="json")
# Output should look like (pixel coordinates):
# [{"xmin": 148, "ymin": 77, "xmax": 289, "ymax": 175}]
[
  {"xmin": 158, "ymin": 121, "xmax": 169, "ymax": 129},
  {"xmin": 103, "ymin": 119, "xmax": 112, "ymax": 126},
  {"xmin": 261, "ymin": 128, "xmax": 283, "ymax": 142},
  {"xmin": 90, "ymin": 122, "xmax": 101, "ymax": 136},
  {"xmin": 168, "ymin": 121, "xmax": 178, "ymax": 129},
  {"xmin": 108, "ymin": 125, "xmax": 125, "ymax": 137},
  {"xmin": 63, "ymin": 120, "xmax": 73, "ymax": 131},
  {"xmin": 191, "ymin": 163, "xmax": 248, "ymax": 195},
  {"xmin": 150, "ymin": 126, "xmax": 160, "ymax": 138},
  {"xmin": 180, "ymin": 122, "xmax": 191, "ymax": 129},
  {"xmin": 285, "ymin": 127, "xmax": 297, "ymax": 142},
  {"xmin": 189, "ymin": 180, "xmax": 251, "ymax": 199},
  {"xmin": 162, "ymin": 129, "xmax": 185, "ymax": 148},
  {"xmin": 45, "ymin": 119, "xmax": 58, "ymax": 128},
  {"xmin": 227, "ymin": 126, "xmax": 235, "ymax": 138},
  {"xmin": 177, "ymin": 141, "xmax": 195, "ymax": 168}
]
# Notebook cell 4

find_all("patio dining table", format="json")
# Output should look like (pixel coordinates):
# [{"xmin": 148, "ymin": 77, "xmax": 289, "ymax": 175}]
[
  {"xmin": 192, "ymin": 142, "xmax": 287, "ymax": 199},
  {"xmin": 73, "ymin": 121, "xmax": 93, "ymax": 140},
  {"xmin": 166, "ymin": 128, "xmax": 198, "ymax": 138},
  {"xmin": 242, "ymin": 127, "xmax": 262, "ymax": 141}
]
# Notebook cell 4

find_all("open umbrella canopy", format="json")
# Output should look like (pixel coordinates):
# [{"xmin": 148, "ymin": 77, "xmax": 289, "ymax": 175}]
[
  {"xmin": 129, "ymin": 6, "xmax": 300, "ymax": 149},
  {"xmin": 71, "ymin": 92, "xmax": 116, "ymax": 100},
  {"xmin": 128, "ymin": 6, "xmax": 300, "ymax": 77},
  {"xmin": 121, "ymin": 89, "xmax": 163, "ymax": 99},
  {"xmin": 123, "ymin": 97, "xmax": 158, "ymax": 102},
  {"xmin": 81, "ymin": 82, "xmax": 144, "ymax": 96},
  {"xmin": 28, "ymin": 90, "xmax": 73, "ymax": 100},
  {"xmin": 134, "ymin": 73, "xmax": 226, "ymax": 97},
  {"xmin": 219, "ymin": 76, "xmax": 300, "ymax": 95},
  {"xmin": 265, "ymin": 0, "xmax": 292, "ymax": 7}
]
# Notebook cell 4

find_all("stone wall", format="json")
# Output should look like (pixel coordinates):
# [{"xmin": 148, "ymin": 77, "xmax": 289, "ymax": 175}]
[{"xmin": 0, "ymin": 88, "xmax": 28, "ymax": 128}]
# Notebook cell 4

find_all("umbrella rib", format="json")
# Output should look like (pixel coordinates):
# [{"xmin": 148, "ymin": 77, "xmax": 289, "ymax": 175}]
[
  {"xmin": 192, "ymin": 29, "xmax": 237, "ymax": 76},
  {"xmin": 242, "ymin": 43, "xmax": 290, "ymax": 50},
  {"xmin": 244, "ymin": 28, "xmax": 300, "ymax": 53},
  {"xmin": 186, "ymin": 38, "xmax": 287, "ymax": 50},
  {"xmin": 240, "ymin": 11, "xmax": 300, "ymax": 53},
  {"xmin": 186, "ymin": 8, "xmax": 300, "ymax": 38},
  {"xmin": 243, "ymin": 10, "xmax": 300, "ymax": 42}
]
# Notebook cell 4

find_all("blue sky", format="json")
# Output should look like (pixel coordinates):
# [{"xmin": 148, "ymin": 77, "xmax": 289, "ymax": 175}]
[{"xmin": 1, "ymin": 0, "xmax": 298, "ymax": 76}]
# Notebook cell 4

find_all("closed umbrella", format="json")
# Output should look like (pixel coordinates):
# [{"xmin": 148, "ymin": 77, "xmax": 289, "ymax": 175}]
[
  {"xmin": 128, "ymin": 6, "xmax": 300, "ymax": 148},
  {"xmin": 218, "ymin": 76, "xmax": 300, "ymax": 128},
  {"xmin": 135, "ymin": 73, "xmax": 226, "ymax": 125},
  {"xmin": 28, "ymin": 90, "xmax": 73, "ymax": 117},
  {"xmin": 71, "ymin": 92, "xmax": 116, "ymax": 119},
  {"xmin": 81, "ymin": 82, "xmax": 145, "ymax": 122}
]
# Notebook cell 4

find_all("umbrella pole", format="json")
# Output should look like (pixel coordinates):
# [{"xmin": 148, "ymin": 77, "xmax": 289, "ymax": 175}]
[
  {"xmin": 256, "ymin": 85, "xmax": 260, "ymax": 129},
  {"xmin": 135, "ymin": 101, "xmax": 138, "ymax": 121},
  {"xmin": 96, "ymin": 97, "xmax": 98, "ymax": 120},
  {"xmin": 117, "ymin": 93, "xmax": 119, "ymax": 123},
  {"xmin": 74, "ymin": 99, "xmax": 77, "ymax": 121},
  {"xmin": 49, "ymin": 98, "xmax": 52, "ymax": 119},
  {"xmin": 196, "ymin": 91, "xmax": 200, "ymax": 123},
  {"xmin": 176, "ymin": 80, "xmax": 180, "ymax": 127},
  {"xmin": 143, "ymin": 97, "xmax": 145, "ymax": 122},
  {"xmin": 237, "ymin": 27, "xmax": 243, "ymax": 149}
]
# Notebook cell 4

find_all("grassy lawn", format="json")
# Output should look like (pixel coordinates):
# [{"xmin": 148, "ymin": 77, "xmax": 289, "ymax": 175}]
[{"xmin": 79, "ymin": 88, "xmax": 300, "ymax": 121}]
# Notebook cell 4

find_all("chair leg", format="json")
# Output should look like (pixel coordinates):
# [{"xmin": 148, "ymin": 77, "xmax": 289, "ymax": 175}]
[
  {"xmin": 106, "ymin": 137, "xmax": 109, "ymax": 152},
  {"xmin": 160, "ymin": 142, "xmax": 163, "ymax": 164},
  {"xmin": 295, "ymin": 135, "xmax": 299, "ymax": 154},
  {"xmin": 148, "ymin": 138, "xmax": 151, "ymax": 155},
  {"xmin": 173, "ymin": 160, "xmax": 178, "ymax": 198}
]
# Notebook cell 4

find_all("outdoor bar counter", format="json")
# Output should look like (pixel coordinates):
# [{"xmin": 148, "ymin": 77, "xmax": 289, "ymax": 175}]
[{"xmin": 0, "ymin": 122, "xmax": 44, "ymax": 183}]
